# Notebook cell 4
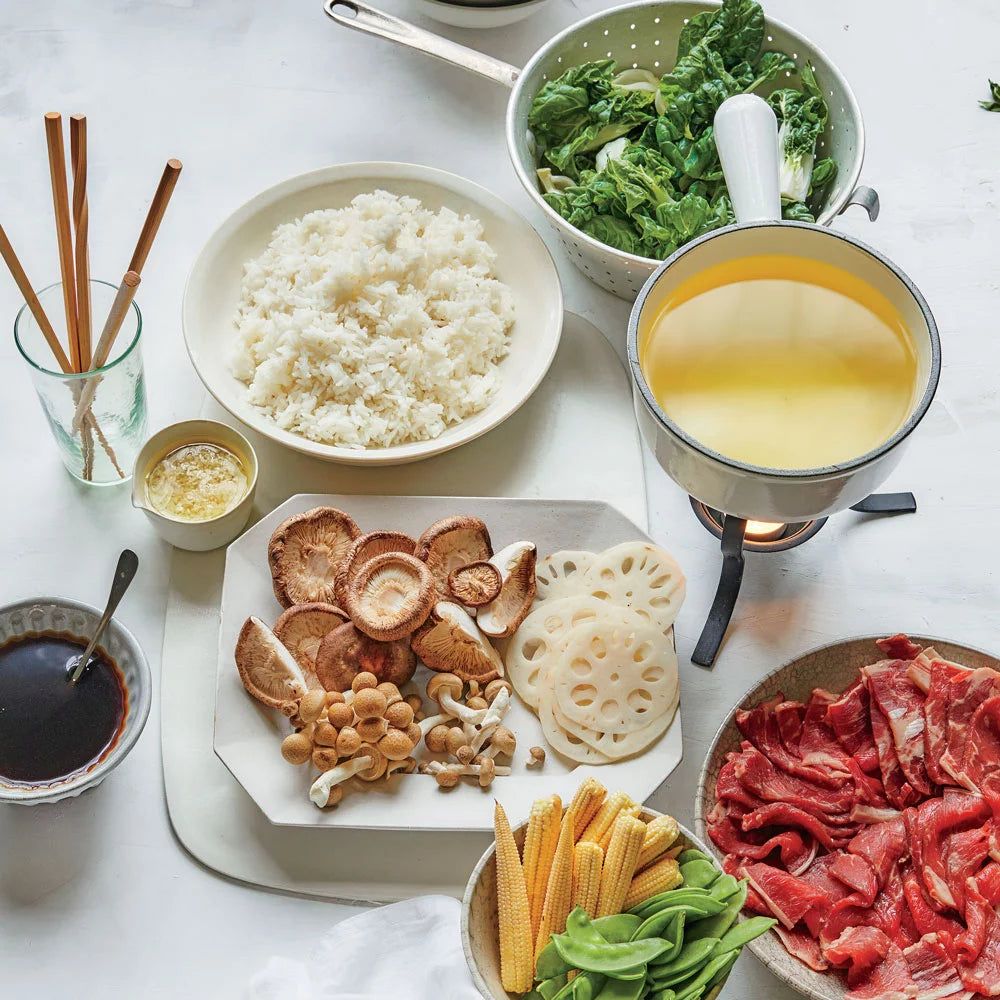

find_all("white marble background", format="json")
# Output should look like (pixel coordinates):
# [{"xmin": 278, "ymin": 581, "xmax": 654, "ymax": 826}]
[{"xmin": 0, "ymin": 0, "xmax": 998, "ymax": 995}]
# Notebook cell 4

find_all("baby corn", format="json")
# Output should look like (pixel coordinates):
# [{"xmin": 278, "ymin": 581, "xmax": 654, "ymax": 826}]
[
  {"xmin": 567, "ymin": 777, "xmax": 607, "ymax": 841},
  {"xmin": 595, "ymin": 813, "xmax": 646, "ymax": 918},
  {"xmin": 598, "ymin": 804, "xmax": 641, "ymax": 851},
  {"xmin": 571, "ymin": 842, "xmax": 604, "ymax": 919},
  {"xmin": 534, "ymin": 808, "xmax": 575, "ymax": 958},
  {"xmin": 522, "ymin": 795, "xmax": 562, "ymax": 938},
  {"xmin": 636, "ymin": 813, "xmax": 680, "ymax": 871},
  {"xmin": 578, "ymin": 790, "xmax": 636, "ymax": 846},
  {"xmin": 493, "ymin": 801, "xmax": 534, "ymax": 994},
  {"xmin": 623, "ymin": 855, "xmax": 683, "ymax": 910}
]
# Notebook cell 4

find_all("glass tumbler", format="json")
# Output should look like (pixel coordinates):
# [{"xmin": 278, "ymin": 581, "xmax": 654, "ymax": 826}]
[{"xmin": 15, "ymin": 280, "xmax": 148, "ymax": 485}]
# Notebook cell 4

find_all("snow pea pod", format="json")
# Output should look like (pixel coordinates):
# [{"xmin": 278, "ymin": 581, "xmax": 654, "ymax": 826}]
[
  {"xmin": 678, "ymin": 859, "xmax": 720, "ymax": 889},
  {"xmin": 707, "ymin": 874, "xmax": 742, "ymax": 901},
  {"xmin": 550, "ymin": 971, "xmax": 605, "ymax": 1000},
  {"xmin": 687, "ymin": 883, "xmax": 747, "ymax": 943},
  {"xmin": 538, "ymin": 974, "xmax": 568, "ymax": 999},
  {"xmin": 676, "ymin": 849, "xmax": 714, "ymax": 866},
  {"xmin": 673, "ymin": 950, "xmax": 740, "ymax": 1000},
  {"xmin": 633, "ymin": 906, "xmax": 687, "ymax": 941},
  {"xmin": 537, "ymin": 912, "xmax": 642, "ymax": 980},
  {"xmin": 593, "ymin": 973, "xmax": 646, "ymax": 1000},
  {"xmin": 628, "ymin": 888, "xmax": 722, "ymax": 918},
  {"xmin": 648, "ymin": 991, "xmax": 676, "ymax": 1000},
  {"xmin": 552, "ymin": 932, "xmax": 671, "ymax": 975},
  {"xmin": 649, "ymin": 937, "xmax": 720, "ymax": 981},
  {"xmin": 642, "ymin": 910, "xmax": 686, "ymax": 965},
  {"xmin": 716, "ymin": 915, "xmax": 776, "ymax": 952}
]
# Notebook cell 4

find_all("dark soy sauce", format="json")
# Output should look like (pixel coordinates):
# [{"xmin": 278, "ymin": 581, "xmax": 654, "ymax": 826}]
[{"xmin": 0, "ymin": 631, "xmax": 127, "ymax": 786}]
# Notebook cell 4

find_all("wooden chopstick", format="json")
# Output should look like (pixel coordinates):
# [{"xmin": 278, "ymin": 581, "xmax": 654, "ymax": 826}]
[
  {"xmin": 70, "ymin": 114, "xmax": 92, "ymax": 371},
  {"xmin": 43, "ymin": 112, "xmax": 81, "ymax": 372},
  {"xmin": 70, "ymin": 270, "xmax": 140, "ymax": 434},
  {"xmin": 128, "ymin": 158, "xmax": 182, "ymax": 275},
  {"xmin": 0, "ymin": 221, "xmax": 73, "ymax": 374}
]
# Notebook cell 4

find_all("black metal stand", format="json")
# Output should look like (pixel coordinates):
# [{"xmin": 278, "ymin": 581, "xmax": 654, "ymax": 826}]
[{"xmin": 691, "ymin": 492, "xmax": 919, "ymax": 668}]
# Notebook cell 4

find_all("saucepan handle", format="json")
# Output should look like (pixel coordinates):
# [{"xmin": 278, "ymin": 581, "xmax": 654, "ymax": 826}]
[
  {"xmin": 840, "ymin": 185, "xmax": 880, "ymax": 222},
  {"xmin": 323, "ymin": 0, "xmax": 521, "ymax": 89}
]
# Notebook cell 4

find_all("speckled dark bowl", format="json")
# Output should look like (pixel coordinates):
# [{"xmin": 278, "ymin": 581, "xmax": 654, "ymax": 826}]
[{"xmin": 694, "ymin": 634, "xmax": 1000, "ymax": 1000}]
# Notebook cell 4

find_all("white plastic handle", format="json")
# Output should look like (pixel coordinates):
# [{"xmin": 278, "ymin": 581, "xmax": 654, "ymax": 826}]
[{"xmin": 713, "ymin": 94, "xmax": 781, "ymax": 224}]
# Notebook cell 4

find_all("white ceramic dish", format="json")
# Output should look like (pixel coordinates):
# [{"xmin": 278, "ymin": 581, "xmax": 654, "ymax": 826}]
[
  {"xmin": 417, "ymin": 0, "xmax": 548, "ymax": 28},
  {"xmin": 132, "ymin": 419, "xmax": 258, "ymax": 552},
  {"xmin": 183, "ymin": 162, "xmax": 563, "ymax": 467},
  {"xmin": 214, "ymin": 494, "xmax": 683, "ymax": 831},
  {"xmin": 0, "ymin": 598, "xmax": 152, "ymax": 805}
]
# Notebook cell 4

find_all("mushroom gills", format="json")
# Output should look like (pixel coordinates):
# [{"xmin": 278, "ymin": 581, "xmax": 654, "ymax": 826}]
[
  {"xmin": 477, "ymin": 541, "xmax": 537, "ymax": 638},
  {"xmin": 272, "ymin": 602, "xmax": 348, "ymax": 686},
  {"xmin": 415, "ymin": 516, "xmax": 493, "ymax": 600},
  {"xmin": 234, "ymin": 616, "xmax": 309, "ymax": 710},
  {"xmin": 347, "ymin": 552, "xmax": 436, "ymax": 642},
  {"xmin": 411, "ymin": 602, "xmax": 504, "ymax": 683}
]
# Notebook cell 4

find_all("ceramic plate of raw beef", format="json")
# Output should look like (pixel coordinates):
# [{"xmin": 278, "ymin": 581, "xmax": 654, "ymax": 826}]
[{"xmin": 696, "ymin": 635, "xmax": 1000, "ymax": 1000}]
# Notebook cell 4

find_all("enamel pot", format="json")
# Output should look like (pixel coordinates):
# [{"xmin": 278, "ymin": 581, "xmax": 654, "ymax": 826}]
[{"xmin": 627, "ymin": 96, "xmax": 941, "ymax": 523}]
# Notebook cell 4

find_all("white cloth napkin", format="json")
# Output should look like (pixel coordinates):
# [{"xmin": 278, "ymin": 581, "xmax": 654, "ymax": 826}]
[{"xmin": 244, "ymin": 895, "xmax": 481, "ymax": 1000}]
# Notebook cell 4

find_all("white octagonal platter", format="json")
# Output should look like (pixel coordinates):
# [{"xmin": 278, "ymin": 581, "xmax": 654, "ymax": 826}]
[{"xmin": 215, "ymin": 495, "xmax": 683, "ymax": 831}]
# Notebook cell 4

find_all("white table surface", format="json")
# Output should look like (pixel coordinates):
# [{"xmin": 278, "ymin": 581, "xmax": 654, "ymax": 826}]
[{"xmin": 1, "ymin": 0, "xmax": 998, "ymax": 996}]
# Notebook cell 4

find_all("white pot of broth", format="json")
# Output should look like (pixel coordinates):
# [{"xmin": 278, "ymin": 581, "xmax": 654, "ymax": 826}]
[{"xmin": 626, "ymin": 97, "xmax": 940, "ymax": 523}]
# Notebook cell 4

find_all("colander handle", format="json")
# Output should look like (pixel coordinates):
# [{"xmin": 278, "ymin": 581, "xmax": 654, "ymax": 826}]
[
  {"xmin": 713, "ymin": 95, "xmax": 782, "ymax": 224},
  {"xmin": 323, "ymin": 0, "xmax": 520, "ymax": 89}
]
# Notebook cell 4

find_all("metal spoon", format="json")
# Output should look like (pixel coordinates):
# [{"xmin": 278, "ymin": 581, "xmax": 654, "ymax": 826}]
[{"xmin": 68, "ymin": 549, "xmax": 139, "ymax": 684}]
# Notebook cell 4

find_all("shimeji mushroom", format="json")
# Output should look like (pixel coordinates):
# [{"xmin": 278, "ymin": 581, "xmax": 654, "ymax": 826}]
[
  {"xmin": 470, "ymin": 685, "xmax": 512, "ymax": 754},
  {"xmin": 478, "ymin": 726, "xmax": 516, "ymax": 761},
  {"xmin": 526, "ymin": 746, "xmax": 546, "ymax": 768},
  {"xmin": 410, "ymin": 603, "xmax": 504, "ymax": 684},
  {"xmin": 425, "ymin": 673, "xmax": 489, "ymax": 728},
  {"xmin": 308, "ymin": 744, "xmax": 386, "ymax": 808},
  {"xmin": 419, "ymin": 758, "xmax": 511, "ymax": 789},
  {"xmin": 414, "ymin": 516, "xmax": 493, "ymax": 601},
  {"xmin": 385, "ymin": 757, "xmax": 417, "ymax": 778},
  {"xmin": 345, "ymin": 552, "xmax": 436, "ymax": 642},
  {"xmin": 477, "ymin": 542, "xmax": 537, "ymax": 639}
]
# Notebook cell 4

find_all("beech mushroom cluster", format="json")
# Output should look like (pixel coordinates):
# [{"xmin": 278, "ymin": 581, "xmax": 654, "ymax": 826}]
[{"xmin": 234, "ymin": 505, "xmax": 541, "ymax": 806}]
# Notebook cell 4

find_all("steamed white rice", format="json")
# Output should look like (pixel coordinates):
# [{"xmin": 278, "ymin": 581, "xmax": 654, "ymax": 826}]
[{"xmin": 231, "ymin": 191, "xmax": 515, "ymax": 450}]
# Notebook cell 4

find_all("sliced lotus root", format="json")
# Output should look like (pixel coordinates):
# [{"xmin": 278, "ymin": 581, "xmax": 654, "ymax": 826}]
[
  {"xmin": 551, "ymin": 617, "xmax": 679, "ymax": 735},
  {"xmin": 503, "ymin": 596, "xmax": 612, "ymax": 709},
  {"xmin": 582, "ymin": 542, "xmax": 686, "ymax": 633},
  {"xmin": 549, "ymin": 682, "xmax": 678, "ymax": 761},
  {"xmin": 534, "ymin": 550, "xmax": 596, "ymax": 604},
  {"xmin": 537, "ymin": 685, "xmax": 615, "ymax": 765}
]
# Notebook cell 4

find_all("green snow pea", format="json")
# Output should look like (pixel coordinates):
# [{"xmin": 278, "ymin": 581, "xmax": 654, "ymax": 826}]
[
  {"xmin": 649, "ymin": 937, "xmax": 720, "ymax": 981},
  {"xmin": 649, "ymin": 991, "xmax": 676, "ymax": 1000},
  {"xmin": 593, "ymin": 973, "xmax": 646, "ymax": 1000},
  {"xmin": 538, "ymin": 974, "xmax": 568, "ymax": 999},
  {"xmin": 687, "ymin": 883, "xmax": 747, "ymax": 943},
  {"xmin": 716, "ymin": 915, "xmax": 776, "ymax": 951},
  {"xmin": 536, "ymin": 912, "xmax": 642, "ymax": 980},
  {"xmin": 550, "ymin": 972, "xmax": 605, "ymax": 1000},
  {"xmin": 633, "ymin": 906, "xmax": 686, "ymax": 941},
  {"xmin": 630, "ymin": 889, "xmax": 725, "ymax": 920},
  {"xmin": 678, "ymin": 859, "xmax": 721, "ymax": 889},
  {"xmin": 552, "ymin": 911, "xmax": 671, "ymax": 975},
  {"xmin": 642, "ymin": 910, "xmax": 686, "ymax": 965},
  {"xmin": 673, "ymin": 951, "xmax": 740, "ymax": 1000},
  {"xmin": 707, "ymin": 874, "xmax": 742, "ymax": 902},
  {"xmin": 675, "ymin": 849, "xmax": 714, "ymax": 866}
]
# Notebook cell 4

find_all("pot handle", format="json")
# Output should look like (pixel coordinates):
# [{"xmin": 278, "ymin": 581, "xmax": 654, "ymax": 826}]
[
  {"xmin": 840, "ymin": 185, "xmax": 880, "ymax": 222},
  {"xmin": 323, "ymin": 0, "xmax": 521, "ymax": 89},
  {"xmin": 713, "ymin": 95, "xmax": 782, "ymax": 223}
]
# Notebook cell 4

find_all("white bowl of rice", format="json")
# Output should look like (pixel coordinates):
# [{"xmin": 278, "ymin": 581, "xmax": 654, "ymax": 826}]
[{"xmin": 183, "ymin": 163, "xmax": 563, "ymax": 466}]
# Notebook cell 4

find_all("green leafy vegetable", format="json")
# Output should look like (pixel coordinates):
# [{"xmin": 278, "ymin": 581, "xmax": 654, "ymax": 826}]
[
  {"xmin": 980, "ymin": 79, "xmax": 1000, "ymax": 111},
  {"xmin": 528, "ymin": 0, "xmax": 835, "ymax": 259}
]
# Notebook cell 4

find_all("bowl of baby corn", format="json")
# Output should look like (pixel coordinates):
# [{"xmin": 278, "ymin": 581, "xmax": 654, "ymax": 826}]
[{"xmin": 462, "ymin": 779, "xmax": 775, "ymax": 1000}]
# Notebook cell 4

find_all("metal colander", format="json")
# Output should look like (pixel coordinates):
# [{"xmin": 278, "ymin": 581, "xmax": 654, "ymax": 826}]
[{"xmin": 325, "ymin": 0, "xmax": 878, "ymax": 300}]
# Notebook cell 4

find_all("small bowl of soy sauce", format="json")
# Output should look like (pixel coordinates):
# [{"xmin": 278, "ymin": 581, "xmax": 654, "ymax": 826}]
[{"xmin": 0, "ymin": 598, "xmax": 151, "ymax": 805}]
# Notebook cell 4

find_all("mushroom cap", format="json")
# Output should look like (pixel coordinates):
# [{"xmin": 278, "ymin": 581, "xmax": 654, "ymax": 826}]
[
  {"xmin": 326, "ymin": 702, "xmax": 353, "ymax": 729},
  {"xmin": 335, "ymin": 530, "xmax": 417, "ymax": 609},
  {"xmin": 352, "ymin": 672, "xmax": 378, "ymax": 692},
  {"xmin": 424, "ymin": 723, "xmax": 452, "ymax": 754},
  {"xmin": 448, "ymin": 561, "xmax": 502, "ymax": 608},
  {"xmin": 484, "ymin": 678, "xmax": 514, "ymax": 702},
  {"xmin": 312, "ymin": 747, "xmax": 340, "ymax": 771},
  {"xmin": 411, "ymin": 604, "xmax": 504, "ymax": 684},
  {"xmin": 379, "ymin": 728, "xmax": 415, "ymax": 761},
  {"xmin": 476, "ymin": 542, "xmax": 538, "ymax": 639},
  {"xmin": 466, "ymin": 696, "xmax": 489, "ymax": 712},
  {"xmin": 313, "ymin": 721, "xmax": 339, "ymax": 747},
  {"xmin": 384, "ymin": 701, "xmax": 414, "ymax": 730},
  {"xmin": 456, "ymin": 744, "xmax": 475, "ymax": 765},
  {"xmin": 415, "ymin": 516, "xmax": 493, "ymax": 601},
  {"xmin": 352, "ymin": 687, "xmax": 388, "ymax": 720},
  {"xmin": 346, "ymin": 552, "xmax": 436, "ymax": 642},
  {"xmin": 445, "ymin": 727, "xmax": 469, "ymax": 754},
  {"xmin": 376, "ymin": 682, "xmax": 403, "ymax": 706},
  {"xmin": 296, "ymin": 689, "xmax": 328, "ymax": 725},
  {"xmin": 336, "ymin": 726, "xmax": 362, "ymax": 756},
  {"xmin": 404, "ymin": 722, "xmax": 422, "ymax": 746},
  {"xmin": 235, "ymin": 616, "xmax": 310, "ymax": 711},
  {"xmin": 356, "ymin": 716, "xmax": 389, "ymax": 743},
  {"xmin": 315, "ymin": 622, "xmax": 417, "ymax": 692},
  {"xmin": 268, "ymin": 507, "xmax": 361, "ymax": 608},
  {"xmin": 351, "ymin": 744, "xmax": 387, "ymax": 782},
  {"xmin": 489, "ymin": 726, "xmax": 517, "ymax": 756},
  {"xmin": 426, "ymin": 671, "xmax": 465, "ymax": 704},
  {"xmin": 273, "ymin": 602, "xmax": 348, "ymax": 685},
  {"xmin": 435, "ymin": 769, "xmax": 460, "ymax": 789},
  {"xmin": 478, "ymin": 757, "xmax": 497, "ymax": 787},
  {"xmin": 320, "ymin": 784, "xmax": 344, "ymax": 808},
  {"xmin": 280, "ymin": 731, "xmax": 313, "ymax": 765}
]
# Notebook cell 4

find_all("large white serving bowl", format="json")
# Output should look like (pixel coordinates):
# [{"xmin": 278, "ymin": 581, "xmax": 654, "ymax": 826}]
[{"xmin": 183, "ymin": 162, "xmax": 563, "ymax": 467}]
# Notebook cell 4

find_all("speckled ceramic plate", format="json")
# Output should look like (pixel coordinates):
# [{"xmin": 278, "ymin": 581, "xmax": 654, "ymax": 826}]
[
  {"xmin": 462, "ymin": 808, "xmax": 726, "ymax": 1000},
  {"xmin": 694, "ymin": 634, "xmax": 1000, "ymax": 1000}
]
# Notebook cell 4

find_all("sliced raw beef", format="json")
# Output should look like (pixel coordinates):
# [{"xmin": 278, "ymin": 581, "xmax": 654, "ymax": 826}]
[
  {"xmin": 973, "ymin": 861, "xmax": 1000, "ymax": 905},
  {"xmin": 865, "ymin": 659, "xmax": 935, "ymax": 796},
  {"xmin": 708, "ymin": 811, "xmax": 816, "ymax": 871},
  {"xmin": 944, "ymin": 824, "xmax": 990, "ymax": 915},
  {"xmin": 731, "ymin": 744, "xmax": 854, "ymax": 816},
  {"xmin": 830, "ymin": 852, "xmax": 880, "ymax": 906},
  {"xmin": 846, "ymin": 938, "xmax": 919, "ymax": 1000},
  {"xmin": 740, "ymin": 862, "xmax": 829, "ymax": 929},
  {"xmin": 871, "ymin": 695, "xmax": 922, "ymax": 809},
  {"xmin": 925, "ymin": 660, "xmax": 972, "ymax": 785},
  {"xmin": 962, "ymin": 695, "xmax": 1000, "ymax": 793},
  {"xmin": 903, "ymin": 866, "xmax": 966, "ymax": 943},
  {"xmin": 957, "ymin": 885, "xmax": 1000, "ymax": 996},
  {"xmin": 903, "ymin": 933, "xmax": 963, "ymax": 1000},
  {"xmin": 799, "ymin": 853, "xmax": 856, "ymax": 938},
  {"xmin": 956, "ymin": 879, "xmax": 991, "ymax": 963},
  {"xmin": 848, "ymin": 815, "xmax": 910, "ymax": 888},
  {"xmin": 879, "ymin": 635, "xmax": 924, "ymax": 661},
  {"xmin": 829, "ymin": 680, "xmax": 882, "ymax": 774},
  {"xmin": 775, "ymin": 699, "xmax": 806, "ymax": 752},
  {"xmin": 825, "ymin": 925, "xmax": 891, "ymax": 972},
  {"xmin": 736, "ymin": 695, "xmax": 843, "ymax": 788},
  {"xmin": 941, "ymin": 669, "xmax": 1000, "ymax": 787},
  {"xmin": 741, "ymin": 802, "xmax": 857, "ymax": 852},
  {"xmin": 774, "ymin": 925, "xmax": 830, "ymax": 971},
  {"xmin": 799, "ymin": 689, "xmax": 854, "ymax": 775}
]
